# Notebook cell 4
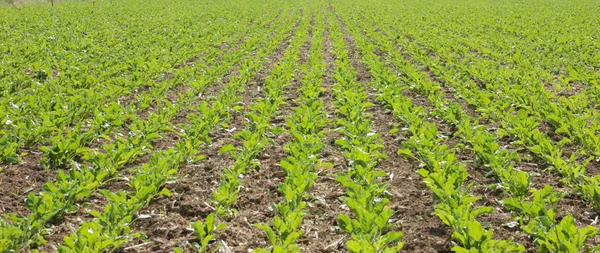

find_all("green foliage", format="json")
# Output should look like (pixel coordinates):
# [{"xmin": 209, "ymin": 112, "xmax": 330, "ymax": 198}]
[
  {"xmin": 190, "ymin": 213, "xmax": 227, "ymax": 253},
  {"xmin": 323, "ymin": 12, "xmax": 405, "ymax": 251}
]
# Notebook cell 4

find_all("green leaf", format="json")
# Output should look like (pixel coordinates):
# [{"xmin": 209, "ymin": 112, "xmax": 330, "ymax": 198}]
[
  {"xmin": 216, "ymin": 223, "xmax": 227, "ymax": 231},
  {"xmin": 159, "ymin": 188, "xmax": 173, "ymax": 197},
  {"xmin": 397, "ymin": 148, "xmax": 413, "ymax": 158},
  {"xmin": 255, "ymin": 223, "xmax": 277, "ymax": 245},
  {"xmin": 89, "ymin": 209, "xmax": 102, "ymax": 218},
  {"xmin": 346, "ymin": 240, "xmax": 362, "ymax": 253},
  {"xmin": 219, "ymin": 144, "xmax": 236, "ymax": 154},
  {"xmin": 338, "ymin": 215, "xmax": 353, "ymax": 233},
  {"xmin": 272, "ymin": 127, "xmax": 285, "ymax": 135},
  {"xmin": 467, "ymin": 221, "xmax": 485, "ymax": 242}
]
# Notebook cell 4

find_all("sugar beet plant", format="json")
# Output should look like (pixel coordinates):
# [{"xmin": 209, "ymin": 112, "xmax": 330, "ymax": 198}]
[
  {"xmin": 254, "ymin": 10, "xmax": 331, "ymax": 253},
  {"xmin": 325, "ymin": 10, "xmax": 404, "ymax": 252}
]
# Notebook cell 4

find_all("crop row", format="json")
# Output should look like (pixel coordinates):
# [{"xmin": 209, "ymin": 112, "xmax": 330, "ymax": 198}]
[
  {"xmin": 253, "ymin": 10, "xmax": 328, "ymax": 252},
  {"xmin": 325, "ymin": 9, "xmax": 404, "ymax": 252}
]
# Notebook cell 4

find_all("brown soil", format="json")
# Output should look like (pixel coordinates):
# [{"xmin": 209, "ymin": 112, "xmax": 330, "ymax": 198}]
[{"xmin": 0, "ymin": 150, "xmax": 54, "ymax": 216}]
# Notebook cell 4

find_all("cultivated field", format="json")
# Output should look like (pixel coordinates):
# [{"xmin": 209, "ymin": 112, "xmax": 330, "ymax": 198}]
[{"xmin": 1, "ymin": 0, "xmax": 600, "ymax": 252}]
